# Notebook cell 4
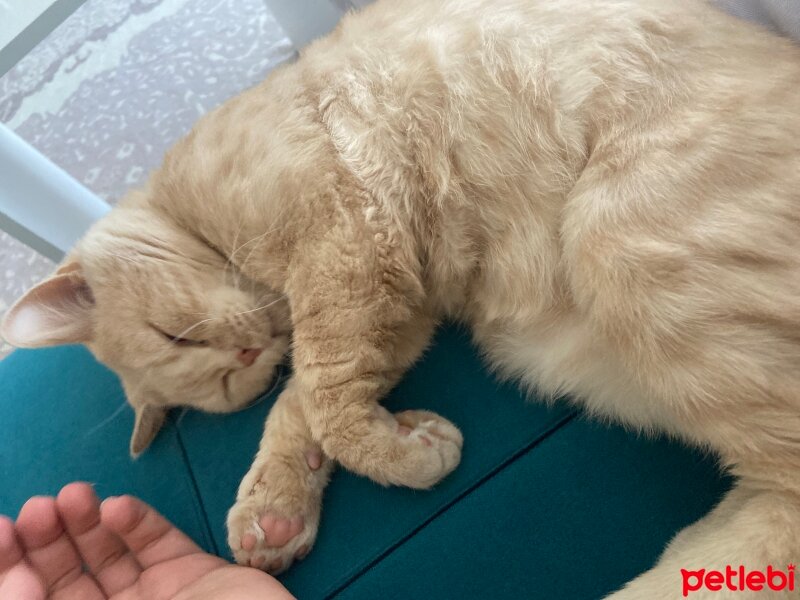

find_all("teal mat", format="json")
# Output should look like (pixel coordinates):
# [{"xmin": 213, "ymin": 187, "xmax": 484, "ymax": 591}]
[{"xmin": 0, "ymin": 326, "xmax": 730, "ymax": 599}]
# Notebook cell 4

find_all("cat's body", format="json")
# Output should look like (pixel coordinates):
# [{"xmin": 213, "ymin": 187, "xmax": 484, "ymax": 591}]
[
  {"xmin": 4, "ymin": 0, "xmax": 800, "ymax": 596},
  {"xmin": 165, "ymin": 0, "xmax": 800, "ymax": 464}
]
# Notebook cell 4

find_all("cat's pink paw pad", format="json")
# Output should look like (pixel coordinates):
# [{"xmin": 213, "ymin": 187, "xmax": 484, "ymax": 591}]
[
  {"xmin": 230, "ymin": 507, "xmax": 319, "ymax": 574},
  {"xmin": 241, "ymin": 533, "xmax": 257, "ymax": 551},
  {"xmin": 250, "ymin": 555, "xmax": 265, "ymax": 569},
  {"xmin": 396, "ymin": 412, "xmax": 463, "ymax": 449},
  {"xmin": 258, "ymin": 513, "xmax": 305, "ymax": 548},
  {"xmin": 228, "ymin": 451, "xmax": 327, "ymax": 575},
  {"xmin": 305, "ymin": 449, "xmax": 322, "ymax": 470},
  {"xmin": 388, "ymin": 410, "xmax": 464, "ymax": 488}
]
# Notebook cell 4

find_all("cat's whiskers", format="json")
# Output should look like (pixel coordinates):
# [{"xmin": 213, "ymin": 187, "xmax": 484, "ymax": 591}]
[
  {"xmin": 223, "ymin": 196, "xmax": 292, "ymax": 294},
  {"xmin": 234, "ymin": 226, "xmax": 281, "ymax": 271},
  {"xmin": 102, "ymin": 250, "xmax": 142, "ymax": 266},
  {"xmin": 175, "ymin": 406, "xmax": 190, "ymax": 425},
  {"xmin": 225, "ymin": 218, "xmax": 246, "ymax": 290},
  {"xmin": 232, "ymin": 295, "xmax": 286, "ymax": 317},
  {"xmin": 232, "ymin": 198, "xmax": 291, "ymax": 291},
  {"xmin": 171, "ymin": 316, "xmax": 219, "ymax": 344},
  {"xmin": 85, "ymin": 400, "xmax": 129, "ymax": 437},
  {"xmin": 224, "ymin": 229, "xmax": 273, "ymax": 293},
  {"xmin": 262, "ymin": 366, "xmax": 288, "ymax": 398},
  {"xmin": 121, "ymin": 345, "xmax": 211, "ymax": 419}
]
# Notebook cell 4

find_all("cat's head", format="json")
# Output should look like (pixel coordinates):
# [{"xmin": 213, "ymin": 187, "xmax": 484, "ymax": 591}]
[{"xmin": 1, "ymin": 204, "xmax": 290, "ymax": 456}]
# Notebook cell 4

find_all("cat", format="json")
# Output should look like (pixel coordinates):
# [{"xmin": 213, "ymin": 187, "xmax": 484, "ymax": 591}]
[{"xmin": 4, "ymin": 0, "xmax": 800, "ymax": 596}]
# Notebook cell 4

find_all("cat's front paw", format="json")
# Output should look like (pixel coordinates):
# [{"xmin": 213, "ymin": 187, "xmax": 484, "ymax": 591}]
[
  {"xmin": 387, "ymin": 408, "xmax": 464, "ymax": 489},
  {"xmin": 228, "ymin": 502, "xmax": 316, "ymax": 574},
  {"xmin": 227, "ymin": 447, "xmax": 331, "ymax": 574}
]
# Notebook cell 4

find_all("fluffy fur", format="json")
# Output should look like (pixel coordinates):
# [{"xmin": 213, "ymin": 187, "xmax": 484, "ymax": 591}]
[{"xmin": 4, "ymin": 0, "xmax": 800, "ymax": 596}]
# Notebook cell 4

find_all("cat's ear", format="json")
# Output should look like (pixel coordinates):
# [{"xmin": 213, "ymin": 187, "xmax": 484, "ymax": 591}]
[
  {"xmin": 1, "ymin": 262, "xmax": 95, "ymax": 348},
  {"xmin": 130, "ymin": 404, "xmax": 167, "ymax": 458}
]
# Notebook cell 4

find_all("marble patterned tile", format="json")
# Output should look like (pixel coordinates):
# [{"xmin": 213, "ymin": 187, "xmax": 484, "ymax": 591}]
[
  {"xmin": 4, "ymin": 0, "xmax": 295, "ymax": 202},
  {"xmin": 0, "ymin": 0, "xmax": 295, "ymax": 358}
]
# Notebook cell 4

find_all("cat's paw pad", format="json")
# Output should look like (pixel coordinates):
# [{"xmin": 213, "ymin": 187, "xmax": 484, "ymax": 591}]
[
  {"xmin": 393, "ymin": 409, "xmax": 463, "ymax": 488},
  {"xmin": 236, "ymin": 511, "xmax": 314, "ymax": 573},
  {"xmin": 227, "ymin": 450, "xmax": 328, "ymax": 574},
  {"xmin": 229, "ymin": 501, "xmax": 319, "ymax": 574},
  {"xmin": 396, "ymin": 410, "xmax": 463, "ymax": 448},
  {"xmin": 240, "ymin": 513, "xmax": 304, "ymax": 550}
]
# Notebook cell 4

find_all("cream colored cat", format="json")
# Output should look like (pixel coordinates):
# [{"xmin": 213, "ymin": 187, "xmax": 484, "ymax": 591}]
[{"xmin": 4, "ymin": 0, "xmax": 800, "ymax": 596}]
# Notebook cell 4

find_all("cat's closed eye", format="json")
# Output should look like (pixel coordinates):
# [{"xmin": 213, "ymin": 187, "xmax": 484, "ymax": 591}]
[{"xmin": 149, "ymin": 323, "xmax": 209, "ymax": 347}]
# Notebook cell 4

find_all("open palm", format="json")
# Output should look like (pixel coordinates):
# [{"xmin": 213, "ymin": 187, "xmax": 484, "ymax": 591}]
[{"xmin": 0, "ymin": 483, "xmax": 293, "ymax": 600}]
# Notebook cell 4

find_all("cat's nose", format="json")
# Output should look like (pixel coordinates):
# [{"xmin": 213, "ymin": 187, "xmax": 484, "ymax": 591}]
[{"xmin": 237, "ymin": 348, "xmax": 263, "ymax": 367}]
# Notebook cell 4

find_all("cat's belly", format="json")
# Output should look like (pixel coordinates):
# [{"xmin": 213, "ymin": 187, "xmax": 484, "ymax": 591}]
[{"xmin": 471, "ymin": 311, "xmax": 681, "ymax": 434}]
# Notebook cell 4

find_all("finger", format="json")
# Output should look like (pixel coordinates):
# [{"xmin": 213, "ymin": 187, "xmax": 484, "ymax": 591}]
[
  {"xmin": 56, "ymin": 483, "xmax": 142, "ymax": 596},
  {"xmin": 0, "ymin": 515, "xmax": 24, "ymax": 571},
  {"xmin": 0, "ymin": 564, "xmax": 46, "ymax": 600},
  {"xmin": 15, "ymin": 496, "xmax": 105, "ymax": 600},
  {"xmin": 0, "ymin": 515, "xmax": 45, "ymax": 600},
  {"xmin": 100, "ymin": 496, "xmax": 206, "ymax": 569}
]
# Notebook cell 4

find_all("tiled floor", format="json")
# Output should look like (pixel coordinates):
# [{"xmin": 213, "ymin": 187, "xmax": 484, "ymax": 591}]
[{"xmin": 0, "ymin": 0, "xmax": 295, "ymax": 357}]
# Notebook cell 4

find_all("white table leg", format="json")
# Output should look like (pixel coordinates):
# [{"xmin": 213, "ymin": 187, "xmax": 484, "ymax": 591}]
[
  {"xmin": 263, "ymin": 0, "xmax": 348, "ymax": 49},
  {"xmin": 0, "ymin": 124, "xmax": 108, "ymax": 262}
]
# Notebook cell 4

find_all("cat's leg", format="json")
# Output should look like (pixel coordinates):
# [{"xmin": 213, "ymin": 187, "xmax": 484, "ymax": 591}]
[
  {"xmin": 226, "ymin": 305, "xmax": 445, "ymax": 572},
  {"xmin": 606, "ymin": 482, "xmax": 800, "ymax": 599},
  {"xmin": 286, "ymin": 223, "xmax": 462, "ymax": 489},
  {"xmin": 561, "ymin": 152, "xmax": 800, "ymax": 599},
  {"xmin": 609, "ymin": 358, "xmax": 800, "ymax": 600},
  {"xmin": 294, "ymin": 306, "xmax": 461, "ymax": 489},
  {"xmin": 227, "ymin": 384, "xmax": 333, "ymax": 573},
  {"xmin": 573, "ymin": 256, "xmax": 800, "ymax": 599}
]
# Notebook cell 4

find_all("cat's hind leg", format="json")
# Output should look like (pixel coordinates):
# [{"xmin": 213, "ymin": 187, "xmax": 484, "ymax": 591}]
[
  {"xmin": 606, "ymin": 482, "xmax": 800, "ymax": 599},
  {"xmin": 227, "ymin": 384, "xmax": 333, "ymax": 574}
]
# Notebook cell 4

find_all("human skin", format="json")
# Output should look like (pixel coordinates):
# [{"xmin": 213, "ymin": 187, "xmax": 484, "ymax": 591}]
[{"xmin": 0, "ymin": 482, "xmax": 294, "ymax": 600}]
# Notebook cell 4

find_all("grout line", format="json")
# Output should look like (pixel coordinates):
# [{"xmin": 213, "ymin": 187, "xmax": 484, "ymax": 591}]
[
  {"xmin": 324, "ymin": 410, "xmax": 578, "ymax": 599},
  {"xmin": 172, "ymin": 415, "xmax": 219, "ymax": 555}
]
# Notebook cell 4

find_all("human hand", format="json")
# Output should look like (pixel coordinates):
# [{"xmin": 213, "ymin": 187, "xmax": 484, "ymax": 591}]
[{"xmin": 0, "ymin": 482, "xmax": 294, "ymax": 600}]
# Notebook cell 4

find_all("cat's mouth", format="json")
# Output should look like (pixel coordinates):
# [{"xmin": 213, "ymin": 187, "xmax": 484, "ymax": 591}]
[
  {"xmin": 222, "ymin": 369, "xmax": 234, "ymax": 405},
  {"xmin": 220, "ymin": 369, "xmax": 271, "ymax": 412}
]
